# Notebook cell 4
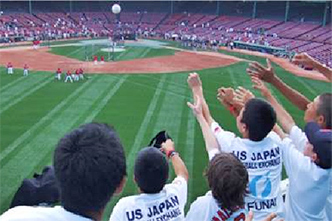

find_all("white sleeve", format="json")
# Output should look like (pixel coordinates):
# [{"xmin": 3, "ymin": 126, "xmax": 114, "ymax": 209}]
[
  {"xmin": 280, "ymin": 137, "xmax": 308, "ymax": 180},
  {"xmin": 186, "ymin": 198, "xmax": 205, "ymax": 221},
  {"xmin": 109, "ymin": 200, "xmax": 124, "ymax": 221},
  {"xmin": 210, "ymin": 121, "xmax": 236, "ymax": 153},
  {"xmin": 208, "ymin": 148, "xmax": 220, "ymax": 161},
  {"xmin": 267, "ymin": 131, "xmax": 282, "ymax": 142},
  {"xmin": 289, "ymin": 125, "xmax": 307, "ymax": 153},
  {"xmin": 170, "ymin": 176, "xmax": 188, "ymax": 208}
]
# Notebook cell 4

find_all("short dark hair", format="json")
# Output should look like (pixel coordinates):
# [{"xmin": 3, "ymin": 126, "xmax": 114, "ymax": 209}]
[
  {"xmin": 54, "ymin": 123, "xmax": 126, "ymax": 217},
  {"xmin": 206, "ymin": 152, "xmax": 248, "ymax": 212},
  {"xmin": 241, "ymin": 98, "xmax": 276, "ymax": 141},
  {"xmin": 317, "ymin": 93, "xmax": 332, "ymax": 129},
  {"xmin": 134, "ymin": 147, "xmax": 168, "ymax": 193}
]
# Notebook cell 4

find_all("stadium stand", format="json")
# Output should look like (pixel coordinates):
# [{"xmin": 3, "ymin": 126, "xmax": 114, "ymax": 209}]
[{"xmin": 0, "ymin": 1, "xmax": 331, "ymax": 66}]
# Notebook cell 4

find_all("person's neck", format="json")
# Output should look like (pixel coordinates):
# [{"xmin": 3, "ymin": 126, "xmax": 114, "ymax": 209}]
[{"xmin": 86, "ymin": 210, "xmax": 103, "ymax": 221}]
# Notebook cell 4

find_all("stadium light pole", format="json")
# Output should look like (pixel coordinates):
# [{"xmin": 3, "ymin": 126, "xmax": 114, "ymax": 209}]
[{"xmin": 29, "ymin": 0, "xmax": 32, "ymax": 15}]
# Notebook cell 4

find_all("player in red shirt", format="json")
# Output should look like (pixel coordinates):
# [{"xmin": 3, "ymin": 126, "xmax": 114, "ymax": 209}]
[
  {"xmin": 55, "ymin": 68, "xmax": 62, "ymax": 80},
  {"xmin": 7, "ymin": 62, "xmax": 13, "ymax": 75},
  {"xmin": 75, "ymin": 69, "xmax": 80, "ymax": 81},
  {"xmin": 93, "ymin": 55, "xmax": 98, "ymax": 65},
  {"xmin": 65, "ymin": 70, "xmax": 73, "ymax": 83},
  {"xmin": 79, "ymin": 68, "xmax": 84, "ymax": 80},
  {"xmin": 100, "ymin": 56, "xmax": 105, "ymax": 64},
  {"xmin": 23, "ymin": 64, "xmax": 29, "ymax": 76}
]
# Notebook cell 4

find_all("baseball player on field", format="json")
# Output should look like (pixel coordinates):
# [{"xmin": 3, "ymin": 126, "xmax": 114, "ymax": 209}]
[
  {"xmin": 7, "ymin": 62, "xmax": 13, "ymax": 74},
  {"xmin": 93, "ymin": 55, "xmax": 98, "ymax": 65},
  {"xmin": 100, "ymin": 55, "xmax": 105, "ymax": 64},
  {"xmin": 23, "ymin": 64, "xmax": 29, "ymax": 76},
  {"xmin": 75, "ymin": 69, "xmax": 80, "ymax": 81},
  {"xmin": 79, "ymin": 68, "xmax": 84, "ymax": 80},
  {"xmin": 55, "ymin": 68, "xmax": 62, "ymax": 80},
  {"xmin": 64, "ymin": 70, "xmax": 73, "ymax": 83}
]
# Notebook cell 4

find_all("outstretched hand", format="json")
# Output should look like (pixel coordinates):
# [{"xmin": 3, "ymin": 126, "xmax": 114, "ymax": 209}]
[
  {"xmin": 187, "ymin": 72, "xmax": 202, "ymax": 91},
  {"xmin": 160, "ymin": 139, "xmax": 175, "ymax": 154},
  {"xmin": 247, "ymin": 59, "xmax": 275, "ymax": 83},
  {"xmin": 217, "ymin": 87, "xmax": 235, "ymax": 106},
  {"xmin": 292, "ymin": 53, "xmax": 315, "ymax": 68},
  {"xmin": 233, "ymin": 86, "xmax": 255, "ymax": 108},
  {"xmin": 251, "ymin": 76, "xmax": 270, "ymax": 97},
  {"xmin": 187, "ymin": 95, "xmax": 203, "ymax": 116}
]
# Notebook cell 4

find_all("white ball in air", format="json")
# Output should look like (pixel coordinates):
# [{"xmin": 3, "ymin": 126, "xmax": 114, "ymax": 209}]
[{"xmin": 112, "ymin": 4, "xmax": 121, "ymax": 14}]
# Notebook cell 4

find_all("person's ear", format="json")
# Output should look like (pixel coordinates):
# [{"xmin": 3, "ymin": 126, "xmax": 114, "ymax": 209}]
[
  {"xmin": 317, "ymin": 114, "xmax": 325, "ymax": 127},
  {"xmin": 115, "ymin": 177, "xmax": 126, "ymax": 195},
  {"xmin": 311, "ymin": 152, "xmax": 318, "ymax": 163}
]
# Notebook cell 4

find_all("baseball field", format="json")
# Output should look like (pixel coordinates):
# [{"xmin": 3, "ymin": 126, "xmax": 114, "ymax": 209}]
[{"xmin": 0, "ymin": 38, "xmax": 330, "ymax": 220}]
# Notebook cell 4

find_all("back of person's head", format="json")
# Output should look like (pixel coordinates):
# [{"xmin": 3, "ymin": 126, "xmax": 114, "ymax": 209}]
[
  {"xmin": 206, "ymin": 152, "xmax": 248, "ymax": 212},
  {"xmin": 54, "ymin": 123, "xmax": 126, "ymax": 217},
  {"xmin": 241, "ymin": 98, "xmax": 276, "ymax": 141},
  {"xmin": 305, "ymin": 122, "xmax": 332, "ymax": 169},
  {"xmin": 134, "ymin": 147, "xmax": 168, "ymax": 193},
  {"xmin": 317, "ymin": 93, "xmax": 332, "ymax": 129}
]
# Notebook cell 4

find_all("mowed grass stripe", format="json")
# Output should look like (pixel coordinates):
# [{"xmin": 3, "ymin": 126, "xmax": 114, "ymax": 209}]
[
  {"xmin": 184, "ymin": 97, "xmax": 196, "ymax": 205},
  {"xmin": 0, "ymin": 76, "xmax": 117, "ymax": 209},
  {"xmin": 0, "ymin": 75, "xmax": 27, "ymax": 92},
  {"xmin": 0, "ymin": 78, "xmax": 95, "ymax": 162},
  {"xmin": 150, "ymin": 74, "xmax": 187, "ymax": 179},
  {"xmin": 122, "ymin": 74, "xmax": 167, "ymax": 192},
  {"xmin": 83, "ymin": 75, "xmax": 128, "ymax": 123},
  {"xmin": 0, "ymin": 74, "xmax": 50, "ymax": 108},
  {"xmin": 0, "ymin": 78, "xmax": 53, "ymax": 115},
  {"xmin": 138, "ymin": 48, "xmax": 152, "ymax": 59}
]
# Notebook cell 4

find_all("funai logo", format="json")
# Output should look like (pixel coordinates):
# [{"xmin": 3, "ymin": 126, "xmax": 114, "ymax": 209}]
[{"xmin": 249, "ymin": 171, "xmax": 272, "ymax": 198}]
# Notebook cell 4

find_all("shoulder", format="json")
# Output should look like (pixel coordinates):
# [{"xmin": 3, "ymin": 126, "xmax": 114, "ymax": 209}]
[
  {"xmin": 192, "ymin": 191, "xmax": 214, "ymax": 205},
  {"xmin": 0, "ymin": 206, "xmax": 62, "ymax": 220},
  {"xmin": 114, "ymin": 195, "xmax": 138, "ymax": 207},
  {"xmin": 165, "ymin": 176, "xmax": 187, "ymax": 191}
]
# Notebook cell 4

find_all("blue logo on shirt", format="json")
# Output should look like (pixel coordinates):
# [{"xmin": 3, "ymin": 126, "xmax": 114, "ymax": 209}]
[{"xmin": 249, "ymin": 172, "xmax": 271, "ymax": 197}]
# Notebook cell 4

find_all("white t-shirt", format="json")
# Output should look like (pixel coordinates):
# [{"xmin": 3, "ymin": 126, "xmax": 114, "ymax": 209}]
[
  {"xmin": 109, "ymin": 176, "xmax": 187, "ymax": 221},
  {"xmin": 284, "ymin": 126, "xmax": 332, "ymax": 221},
  {"xmin": 186, "ymin": 191, "xmax": 246, "ymax": 221},
  {"xmin": 210, "ymin": 122, "xmax": 284, "ymax": 221},
  {"xmin": 0, "ymin": 205, "xmax": 92, "ymax": 221}
]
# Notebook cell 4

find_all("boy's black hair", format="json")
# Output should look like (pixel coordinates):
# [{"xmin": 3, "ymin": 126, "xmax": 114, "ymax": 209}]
[
  {"xmin": 54, "ymin": 123, "xmax": 126, "ymax": 217},
  {"xmin": 134, "ymin": 147, "xmax": 169, "ymax": 193},
  {"xmin": 241, "ymin": 98, "xmax": 276, "ymax": 141}
]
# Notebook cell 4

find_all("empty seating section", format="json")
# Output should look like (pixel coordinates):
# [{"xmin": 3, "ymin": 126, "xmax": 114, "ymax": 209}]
[{"xmin": 1, "ymin": 11, "xmax": 331, "ymax": 66}]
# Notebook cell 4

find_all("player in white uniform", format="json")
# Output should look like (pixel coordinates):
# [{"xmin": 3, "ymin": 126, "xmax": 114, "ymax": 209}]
[
  {"xmin": 187, "ymin": 73, "xmax": 285, "ymax": 221},
  {"xmin": 65, "ymin": 70, "xmax": 73, "ymax": 83},
  {"xmin": 109, "ymin": 141, "xmax": 188, "ymax": 221},
  {"xmin": 7, "ymin": 62, "xmax": 13, "ymax": 74},
  {"xmin": 186, "ymin": 96, "xmax": 248, "ymax": 221},
  {"xmin": 0, "ymin": 123, "xmax": 127, "ymax": 221},
  {"xmin": 251, "ymin": 77, "xmax": 332, "ymax": 221},
  {"xmin": 23, "ymin": 64, "xmax": 29, "ymax": 76}
]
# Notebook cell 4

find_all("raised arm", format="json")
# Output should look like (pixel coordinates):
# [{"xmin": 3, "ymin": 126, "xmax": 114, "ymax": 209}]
[
  {"xmin": 187, "ymin": 96, "xmax": 219, "ymax": 153},
  {"xmin": 247, "ymin": 59, "xmax": 310, "ymax": 111},
  {"xmin": 251, "ymin": 76, "xmax": 295, "ymax": 133},
  {"xmin": 161, "ymin": 139, "xmax": 189, "ymax": 181},
  {"xmin": 187, "ymin": 73, "xmax": 214, "ymax": 125},
  {"xmin": 292, "ymin": 53, "xmax": 332, "ymax": 82}
]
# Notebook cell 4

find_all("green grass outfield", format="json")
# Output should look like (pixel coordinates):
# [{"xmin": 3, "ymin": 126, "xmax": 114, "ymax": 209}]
[
  {"xmin": 50, "ymin": 45, "xmax": 176, "ymax": 61},
  {"xmin": 0, "ymin": 47, "xmax": 330, "ymax": 220}
]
